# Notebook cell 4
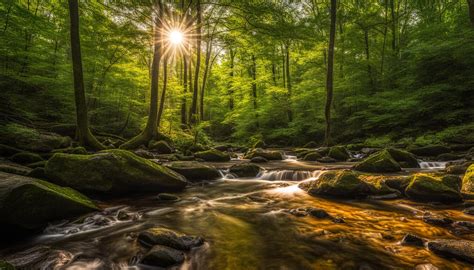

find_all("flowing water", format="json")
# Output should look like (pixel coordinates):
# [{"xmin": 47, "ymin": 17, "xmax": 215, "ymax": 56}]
[{"xmin": 1, "ymin": 163, "xmax": 474, "ymax": 270}]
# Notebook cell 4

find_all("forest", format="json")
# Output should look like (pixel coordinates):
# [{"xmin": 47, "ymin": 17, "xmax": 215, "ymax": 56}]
[{"xmin": 0, "ymin": 0, "xmax": 474, "ymax": 269}]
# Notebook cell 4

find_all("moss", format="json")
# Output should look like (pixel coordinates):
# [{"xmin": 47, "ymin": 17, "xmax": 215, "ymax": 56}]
[
  {"xmin": 229, "ymin": 163, "xmax": 261, "ymax": 177},
  {"xmin": 166, "ymin": 161, "xmax": 221, "ymax": 181},
  {"xmin": 303, "ymin": 151, "xmax": 322, "ymax": 161},
  {"xmin": 0, "ymin": 172, "xmax": 98, "ymax": 229},
  {"xmin": 149, "ymin": 140, "xmax": 173, "ymax": 154},
  {"xmin": 244, "ymin": 149, "xmax": 283, "ymax": 160},
  {"xmin": 52, "ymin": 146, "xmax": 88, "ymax": 155},
  {"xmin": 0, "ymin": 123, "xmax": 71, "ymax": 152},
  {"xmin": 26, "ymin": 160, "xmax": 47, "ymax": 169},
  {"xmin": 194, "ymin": 149, "xmax": 230, "ymax": 162},
  {"xmin": 45, "ymin": 149, "xmax": 187, "ymax": 194},
  {"xmin": 463, "ymin": 164, "xmax": 474, "ymax": 192},
  {"xmin": 9, "ymin": 152, "xmax": 44, "ymax": 165},
  {"xmin": 353, "ymin": 150, "xmax": 401, "ymax": 173},
  {"xmin": 0, "ymin": 260, "xmax": 15, "ymax": 270},
  {"xmin": 405, "ymin": 173, "xmax": 462, "ymax": 202},
  {"xmin": 386, "ymin": 148, "xmax": 419, "ymax": 168},
  {"xmin": 327, "ymin": 146, "xmax": 350, "ymax": 161},
  {"xmin": 299, "ymin": 170, "xmax": 371, "ymax": 198}
]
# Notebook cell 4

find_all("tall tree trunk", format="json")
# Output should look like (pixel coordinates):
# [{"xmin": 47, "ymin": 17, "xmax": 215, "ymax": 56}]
[
  {"xmin": 390, "ymin": 0, "xmax": 397, "ymax": 51},
  {"xmin": 121, "ymin": 0, "xmax": 162, "ymax": 149},
  {"xmin": 381, "ymin": 0, "xmax": 389, "ymax": 75},
  {"xmin": 68, "ymin": 0, "xmax": 104, "ymax": 150},
  {"xmin": 364, "ymin": 29, "xmax": 374, "ymax": 90},
  {"xmin": 228, "ymin": 48, "xmax": 235, "ymax": 110},
  {"xmin": 324, "ymin": 0, "xmax": 337, "ymax": 146},
  {"xmin": 251, "ymin": 54, "xmax": 258, "ymax": 128},
  {"xmin": 200, "ymin": 39, "xmax": 212, "ymax": 121},
  {"xmin": 157, "ymin": 55, "xmax": 168, "ymax": 128},
  {"xmin": 469, "ymin": 0, "xmax": 474, "ymax": 25},
  {"xmin": 189, "ymin": 0, "xmax": 201, "ymax": 124},
  {"xmin": 285, "ymin": 42, "xmax": 293, "ymax": 122},
  {"xmin": 181, "ymin": 54, "xmax": 188, "ymax": 127}
]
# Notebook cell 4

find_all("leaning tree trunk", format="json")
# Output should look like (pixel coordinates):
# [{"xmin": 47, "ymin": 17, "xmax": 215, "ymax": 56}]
[
  {"xmin": 120, "ymin": 1, "xmax": 162, "ymax": 149},
  {"xmin": 68, "ymin": 0, "xmax": 104, "ymax": 150},
  {"xmin": 324, "ymin": 0, "xmax": 337, "ymax": 146},
  {"xmin": 189, "ymin": 0, "xmax": 201, "ymax": 124}
]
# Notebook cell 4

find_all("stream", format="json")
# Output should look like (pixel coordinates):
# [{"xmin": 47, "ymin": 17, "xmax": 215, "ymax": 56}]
[{"xmin": 1, "ymin": 159, "xmax": 473, "ymax": 269}]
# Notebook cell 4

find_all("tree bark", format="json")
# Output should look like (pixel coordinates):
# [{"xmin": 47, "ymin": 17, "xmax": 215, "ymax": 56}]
[
  {"xmin": 324, "ymin": 0, "xmax": 337, "ymax": 146},
  {"xmin": 121, "ymin": 0, "xmax": 162, "ymax": 149},
  {"xmin": 181, "ymin": 54, "xmax": 188, "ymax": 126},
  {"xmin": 285, "ymin": 42, "xmax": 293, "ymax": 122},
  {"xmin": 364, "ymin": 29, "xmax": 375, "ymax": 90},
  {"xmin": 200, "ymin": 39, "xmax": 212, "ymax": 120},
  {"xmin": 228, "ymin": 48, "xmax": 235, "ymax": 110},
  {"xmin": 157, "ymin": 55, "xmax": 168, "ymax": 128},
  {"xmin": 189, "ymin": 0, "xmax": 201, "ymax": 124},
  {"xmin": 68, "ymin": 0, "xmax": 104, "ymax": 150},
  {"xmin": 251, "ymin": 54, "xmax": 258, "ymax": 128},
  {"xmin": 469, "ymin": 0, "xmax": 474, "ymax": 25}
]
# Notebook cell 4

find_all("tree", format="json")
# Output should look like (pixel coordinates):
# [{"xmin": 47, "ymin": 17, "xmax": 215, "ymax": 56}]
[
  {"xmin": 68, "ymin": 0, "xmax": 105, "ymax": 150},
  {"xmin": 469, "ymin": 0, "xmax": 474, "ymax": 25},
  {"xmin": 189, "ymin": 0, "xmax": 201, "ymax": 124},
  {"xmin": 324, "ymin": 0, "xmax": 337, "ymax": 146}
]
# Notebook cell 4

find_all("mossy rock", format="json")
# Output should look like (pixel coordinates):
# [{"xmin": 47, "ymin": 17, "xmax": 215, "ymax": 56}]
[
  {"xmin": 327, "ymin": 146, "xmax": 350, "ymax": 161},
  {"xmin": 409, "ymin": 145, "xmax": 451, "ymax": 157},
  {"xmin": 315, "ymin": 147, "xmax": 330, "ymax": 156},
  {"xmin": 385, "ymin": 148, "xmax": 419, "ymax": 168},
  {"xmin": 27, "ymin": 160, "xmax": 47, "ymax": 169},
  {"xmin": 27, "ymin": 167, "xmax": 46, "ymax": 179},
  {"xmin": 45, "ymin": 149, "xmax": 187, "ymax": 194},
  {"xmin": 0, "ymin": 123, "xmax": 71, "ymax": 152},
  {"xmin": 149, "ymin": 140, "xmax": 174, "ymax": 154},
  {"xmin": 244, "ymin": 148, "xmax": 283, "ymax": 160},
  {"xmin": 0, "ymin": 144, "xmax": 22, "ymax": 157},
  {"xmin": 405, "ymin": 173, "xmax": 462, "ymax": 203},
  {"xmin": 463, "ymin": 164, "xmax": 474, "ymax": 192},
  {"xmin": 229, "ymin": 163, "xmax": 262, "ymax": 177},
  {"xmin": 52, "ymin": 147, "xmax": 88, "ymax": 155},
  {"xmin": 298, "ymin": 170, "xmax": 371, "ymax": 198},
  {"xmin": 303, "ymin": 141, "xmax": 318, "ymax": 148},
  {"xmin": 0, "ymin": 172, "xmax": 98, "ymax": 229},
  {"xmin": 303, "ymin": 151, "xmax": 322, "ymax": 161},
  {"xmin": 138, "ymin": 227, "xmax": 204, "ymax": 250},
  {"xmin": 353, "ymin": 150, "xmax": 401, "ymax": 173},
  {"xmin": 9, "ymin": 152, "xmax": 44, "ymax": 165},
  {"xmin": 0, "ymin": 163, "xmax": 31, "ymax": 175},
  {"xmin": 0, "ymin": 260, "xmax": 15, "ymax": 270},
  {"xmin": 436, "ymin": 153, "xmax": 463, "ymax": 161},
  {"xmin": 165, "ymin": 161, "xmax": 221, "ymax": 181},
  {"xmin": 194, "ymin": 149, "xmax": 230, "ymax": 162}
]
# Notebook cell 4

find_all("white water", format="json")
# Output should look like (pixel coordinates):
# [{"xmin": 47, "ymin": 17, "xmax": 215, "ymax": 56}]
[
  {"xmin": 258, "ymin": 170, "xmax": 322, "ymax": 181},
  {"xmin": 418, "ymin": 161, "xmax": 447, "ymax": 170}
]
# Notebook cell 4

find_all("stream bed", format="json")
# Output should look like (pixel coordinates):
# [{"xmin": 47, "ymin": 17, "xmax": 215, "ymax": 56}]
[{"xmin": 1, "ymin": 161, "xmax": 473, "ymax": 269}]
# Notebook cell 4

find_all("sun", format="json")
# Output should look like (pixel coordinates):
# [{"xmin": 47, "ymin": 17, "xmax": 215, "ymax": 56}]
[{"xmin": 168, "ymin": 30, "xmax": 184, "ymax": 45}]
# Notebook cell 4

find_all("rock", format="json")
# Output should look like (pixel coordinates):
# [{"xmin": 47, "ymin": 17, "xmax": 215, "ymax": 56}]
[
  {"xmin": 250, "ymin": 156, "xmax": 268, "ymax": 163},
  {"xmin": 229, "ymin": 163, "xmax": 261, "ymax": 177},
  {"xmin": 383, "ymin": 176, "xmax": 411, "ymax": 192},
  {"xmin": 436, "ymin": 153, "xmax": 463, "ymax": 161},
  {"xmin": 327, "ymin": 146, "xmax": 350, "ymax": 161},
  {"xmin": 149, "ymin": 140, "xmax": 173, "ymax": 154},
  {"xmin": 8, "ymin": 152, "xmax": 43, "ymax": 165},
  {"xmin": 52, "ymin": 147, "xmax": 88, "ymax": 155},
  {"xmin": 157, "ymin": 193, "xmax": 180, "ymax": 201},
  {"xmin": 26, "ymin": 160, "xmax": 47, "ymax": 169},
  {"xmin": 194, "ymin": 149, "xmax": 230, "ymax": 162},
  {"xmin": 422, "ymin": 214, "xmax": 454, "ymax": 227},
  {"xmin": 353, "ymin": 150, "xmax": 401, "ymax": 173},
  {"xmin": 140, "ymin": 245, "xmax": 185, "ymax": 268},
  {"xmin": 133, "ymin": 149, "xmax": 155, "ymax": 159},
  {"xmin": 405, "ymin": 174, "xmax": 462, "ymax": 203},
  {"xmin": 138, "ymin": 228, "xmax": 204, "ymax": 250},
  {"xmin": 244, "ymin": 148, "xmax": 283, "ymax": 160},
  {"xmin": 0, "ymin": 162, "xmax": 31, "ymax": 175},
  {"xmin": 415, "ymin": 264, "xmax": 439, "ymax": 270},
  {"xmin": 165, "ymin": 161, "xmax": 221, "ymax": 181},
  {"xmin": 0, "ymin": 144, "xmax": 22, "ymax": 157},
  {"xmin": 0, "ymin": 172, "xmax": 98, "ymax": 229},
  {"xmin": 0, "ymin": 123, "xmax": 71, "ymax": 152},
  {"xmin": 117, "ymin": 210, "xmax": 131, "ymax": 220},
  {"xmin": 385, "ymin": 148, "xmax": 419, "ymax": 168},
  {"xmin": 27, "ymin": 167, "xmax": 46, "ymax": 179},
  {"xmin": 303, "ymin": 141, "xmax": 318, "ymax": 148},
  {"xmin": 462, "ymin": 164, "xmax": 474, "ymax": 192},
  {"xmin": 252, "ymin": 140, "xmax": 265, "ymax": 149},
  {"xmin": 45, "ymin": 149, "xmax": 187, "ymax": 194},
  {"xmin": 289, "ymin": 208, "xmax": 307, "ymax": 217},
  {"xmin": 427, "ymin": 239, "xmax": 474, "ymax": 264},
  {"xmin": 318, "ymin": 156, "xmax": 337, "ymax": 163},
  {"xmin": 0, "ymin": 260, "xmax": 15, "ymax": 270},
  {"xmin": 464, "ymin": 206, "xmax": 474, "ymax": 215},
  {"xmin": 446, "ymin": 164, "xmax": 469, "ymax": 175},
  {"xmin": 410, "ymin": 145, "xmax": 451, "ymax": 157},
  {"xmin": 307, "ymin": 208, "xmax": 331, "ymax": 219},
  {"xmin": 400, "ymin": 234, "xmax": 424, "ymax": 247},
  {"xmin": 315, "ymin": 147, "xmax": 330, "ymax": 156},
  {"xmin": 303, "ymin": 151, "xmax": 322, "ymax": 161}
]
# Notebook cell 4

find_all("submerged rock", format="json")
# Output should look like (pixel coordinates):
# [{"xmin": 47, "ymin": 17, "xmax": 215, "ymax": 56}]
[
  {"xmin": 400, "ymin": 234, "xmax": 425, "ymax": 247},
  {"xmin": 140, "ymin": 245, "xmax": 185, "ymax": 268},
  {"xmin": 317, "ymin": 156, "xmax": 337, "ymax": 163},
  {"xmin": 45, "ymin": 149, "xmax": 187, "ymax": 194},
  {"xmin": 307, "ymin": 208, "xmax": 331, "ymax": 219},
  {"xmin": 8, "ymin": 152, "xmax": 43, "ymax": 165},
  {"xmin": 194, "ymin": 149, "xmax": 230, "ymax": 162},
  {"xmin": 244, "ymin": 148, "xmax": 283, "ymax": 160},
  {"xmin": 353, "ymin": 150, "xmax": 401, "ymax": 173},
  {"xmin": 229, "ymin": 163, "xmax": 261, "ymax": 177},
  {"xmin": 250, "ymin": 156, "xmax": 268, "ymax": 163},
  {"xmin": 422, "ymin": 214, "xmax": 454, "ymax": 227},
  {"xmin": 138, "ymin": 228, "xmax": 204, "ymax": 250},
  {"xmin": 405, "ymin": 174, "xmax": 462, "ymax": 203},
  {"xmin": 165, "ymin": 161, "xmax": 221, "ymax": 181},
  {"xmin": 149, "ymin": 140, "xmax": 173, "ymax": 154},
  {"xmin": 462, "ymin": 164, "xmax": 474, "ymax": 192},
  {"xmin": 427, "ymin": 239, "xmax": 474, "ymax": 264},
  {"xmin": 327, "ymin": 146, "xmax": 350, "ymax": 161},
  {"xmin": 0, "ymin": 172, "xmax": 98, "ymax": 229}
]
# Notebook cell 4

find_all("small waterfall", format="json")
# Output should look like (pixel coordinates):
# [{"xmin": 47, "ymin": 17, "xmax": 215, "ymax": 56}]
[
  {"xmin": 258, "ymin": 170, "xmax": 322, "ymax": 181},
  {"xmin": 419, "ymin": 161, "xmax": 447, "ymax": 169},
  {"xmin": 218, "ymin": 169, "xmax": 238, "ymax": 179},
  {"xmin": 283, "ymin": 153, "xmax": 297, "ymax": 161}
]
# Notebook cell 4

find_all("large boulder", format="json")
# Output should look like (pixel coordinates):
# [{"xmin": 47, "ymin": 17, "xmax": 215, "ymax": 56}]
[
  {"xmin": 45, "ymin": 149, "xmax": 187, "ymax": 194},
  {"xmin": 149, "ymin": 140, "xmax": 174, "ymax": 154},
  {"xmin": 353, "ymin": 150, "xmax": 401, "ymax": 173},
  {"xmin": 385, "ymin": 148, "xmax": 419, "ymax": 168},
  {"xmin": 0, "ymin": 123, "xmax": 71, "ymax": 152},
  {"xmin": 244, "ymin": 148, "xmax": 283, "ymax": 160},
  {"xmin": 463, "ymin": 164, "xmax": 474, "ymax": 193},
  {"xmin": 427, "ymin": 239, "xmax": 474, "ymax": 264},
  {"xmin": 165, "ymin": 161, "xmax": 221, "ymax": 181},
  {"xmin": 405, "ymin": 174, "xmax": 462, "ymax": 203},
  {"xmin": 0, "ymin": 172, "xmax": 98, "ymax": 229},
  {"xmin": 229, "ymin": 163, "xmax": 262, "ymax": 177},
  {"xmin": 327, "ymin": 146, "xmax": 350, "ymax": 161},
  {"xmin": 194, "ymin": 149, "xmax": 230, "ymax": 162},
  {"xmin": 409, "ymin": 145, "xmax": 451, "ymax": 157}
]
